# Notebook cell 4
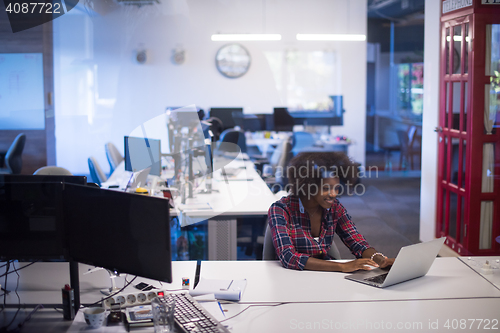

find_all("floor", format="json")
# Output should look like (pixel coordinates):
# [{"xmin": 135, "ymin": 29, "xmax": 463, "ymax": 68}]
[{"xmin": 333, "ymin": 177, "xmax": 421, "ymax": 259}]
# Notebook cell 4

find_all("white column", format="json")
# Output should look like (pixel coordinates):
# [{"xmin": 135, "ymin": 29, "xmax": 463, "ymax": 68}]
[{"xmin": 420, "ymin": 0, "xmax": 442, "ymax": 242}]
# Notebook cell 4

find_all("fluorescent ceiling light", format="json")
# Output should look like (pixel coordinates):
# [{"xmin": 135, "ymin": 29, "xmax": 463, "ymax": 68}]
[
  {"xmin": 211, "ymin": 34, "xmax": 281, "ymax": 41},
  {"xmin": 296, "ymin": 34, "xmax": 366, "ymax": 41}
]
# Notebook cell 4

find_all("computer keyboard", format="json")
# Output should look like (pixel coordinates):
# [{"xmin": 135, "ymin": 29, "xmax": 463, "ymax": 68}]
[
  {"xmin": 364, "ymin": 273, "xmax": 388, "ymax": 284},
  {"xmin": 170, "ymin": 292, "xmax": 230, "ymax": 333}
]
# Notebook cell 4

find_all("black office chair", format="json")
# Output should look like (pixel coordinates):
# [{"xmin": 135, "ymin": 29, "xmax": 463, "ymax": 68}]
[
  {"xmin": 206, "ymin": 117, "xmax": 224, "ymax": 142},
  {"xmin": 0, "ymin": 133, "xmax": 26, "ymax": 175},
  {"xmin": 219, "ymin": 128, "xmax": 247, "ymax": 153}
]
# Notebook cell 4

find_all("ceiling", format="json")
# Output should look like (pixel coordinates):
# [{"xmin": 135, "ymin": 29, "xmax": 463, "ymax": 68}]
[
  {"xmin": 368, "ymin": 0, "xmax": 425, "ymax": 22},
  {"xmin": 367, "ymin": 0, "xmax": 425, "ymax": 54}
]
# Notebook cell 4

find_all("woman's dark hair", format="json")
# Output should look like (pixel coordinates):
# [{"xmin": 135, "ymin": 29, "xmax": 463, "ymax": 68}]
[{"xmin": 286, "ymin": 152, "xmax": 358, "ymax": 196}]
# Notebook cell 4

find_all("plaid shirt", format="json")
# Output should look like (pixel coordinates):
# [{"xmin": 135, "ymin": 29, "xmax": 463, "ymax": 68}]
[{"xmin": 268, "ymin": 195, "xmax": 370, "ymax": 270}]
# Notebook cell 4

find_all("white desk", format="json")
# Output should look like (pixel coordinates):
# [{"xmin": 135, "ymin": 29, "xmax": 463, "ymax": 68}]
[
  {"xmin": 101, "ymin": 155, "xmax": 276, "ymax": 227},
  {"xmin": 458, "ymin": 256, "xmax": 500, "ymax": 289},
  {"xmin": 0, "ymin": 261, "xmax": 197, "ymax": 306},
  {"xmin": 176, "ymin": 156, "xmax": 276, "ymax": 224},
  {"xmin": 200, "ymin": 258, "xmax": 500, "ymax": 303},
  {"xmin": 2, "ymin": 258, "xmax": 500, "ymax": 333},
  {"xmin": 223, "ymin": 298, "xmax": 500, "ymax": 333}
]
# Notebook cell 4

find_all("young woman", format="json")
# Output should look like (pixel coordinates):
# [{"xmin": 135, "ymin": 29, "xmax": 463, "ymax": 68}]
[{"xmin": 268, "ymin": 152, "xmax": 394, "ymax": 272}]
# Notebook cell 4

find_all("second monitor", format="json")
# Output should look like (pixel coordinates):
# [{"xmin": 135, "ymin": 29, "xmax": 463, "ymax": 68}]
[
  {"xmin": 209, "ymin": 107, "xmax": 243, "ymax": 131},
  {"xmin": 124, "ymin": 136, "xmax": 161, "ymax": 176}
]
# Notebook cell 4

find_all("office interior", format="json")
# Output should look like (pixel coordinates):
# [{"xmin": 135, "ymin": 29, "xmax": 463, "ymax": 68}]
[
  {"xmin": 1, "ymin": 0, "xmax": 500, "ymax": 322},
  {"xmin": 1, "ymin": 0, "xmax": 500, "ymax": 331}
]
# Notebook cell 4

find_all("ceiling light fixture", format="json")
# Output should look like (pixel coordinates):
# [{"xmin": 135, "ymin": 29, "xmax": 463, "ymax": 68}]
[
  {"xmin": 296, "ymin": 34, "xmax": 366, "ymax": 41},
  {"xmin": 211, "ymin": 34, "xmax": 282, "ymax": 41}
]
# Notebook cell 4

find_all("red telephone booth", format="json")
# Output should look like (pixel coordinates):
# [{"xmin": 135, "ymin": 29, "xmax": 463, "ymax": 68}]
[{"xmin": 437, "ymin": 0, "xmax": 500, "ymax": 255}]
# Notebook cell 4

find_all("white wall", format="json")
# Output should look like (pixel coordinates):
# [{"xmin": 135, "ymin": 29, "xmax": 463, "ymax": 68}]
[
  {"xmin": 53, "ymin": 0, "xmax": 367, "ymax": 175},
  {"xmin": 420, "ymin": 0, "xmax": 441, "ymax": 242}
]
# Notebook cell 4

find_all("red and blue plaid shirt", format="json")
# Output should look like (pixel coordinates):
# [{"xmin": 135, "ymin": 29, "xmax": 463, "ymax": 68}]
[{"xmin": 268, "ymin": 195, "xmax": 370, "ymax": 270}]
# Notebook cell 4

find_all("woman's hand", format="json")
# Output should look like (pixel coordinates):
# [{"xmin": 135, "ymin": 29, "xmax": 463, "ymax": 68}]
[
  {"xmin": 341, "ymin": 258, "xmax": 379, "ymax": 273},
  {"xmin": 377, "ymin": 257, "xmax": 395, "ymax": 269}
]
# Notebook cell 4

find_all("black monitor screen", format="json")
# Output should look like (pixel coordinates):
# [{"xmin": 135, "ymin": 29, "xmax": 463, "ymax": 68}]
[
  {"xmin": 0, "ymin": 182, "xmax": 66, "ymax": 260},
  {"xmin": 63, "ymin": 184, "xmax": 172, "ymax": 283},
  {"xmin": 124, "ymin": 136, "xmax": 161, "ymax": 176},
  {"xmin": 273, "ymin": 108, "xmax": 295, "ymax": 132},
  {"xmin": 0, "ymin": 176, "xmax": 87, "ymax": 261},
  {"xmin": 209, "ymin": 108, "xmax": 243, "ymax": 131}
]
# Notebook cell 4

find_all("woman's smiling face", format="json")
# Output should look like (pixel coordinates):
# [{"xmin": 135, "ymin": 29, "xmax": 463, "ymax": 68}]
[{"xmin": 312, "ymin": 177, "xmax": 340, "ymax": 209}]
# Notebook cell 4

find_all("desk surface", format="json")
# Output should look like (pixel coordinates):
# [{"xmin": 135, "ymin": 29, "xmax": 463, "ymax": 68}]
[
  {"xmin": 176, "ymin": 157, "xmax": 276, "ymax": 223},
  {"xmin": 223, "ymin": 298, "xmax": 500, "ymax": 333},
  {"xmin": 458, "ymin": 256, "xmax": 500, "ymax": 289},
  {"xmin": 0, "ymin": 261, "xmax": 197, "ymax": 306},
  {"xmin": 200, "ymin": 258, "xmax": 500, "ymax": 303},
  {"xmin": 102, "ymin": 154, "xmax": 277, "ymax": 227},
  {"xmin": 2, "ymin": 258, "xmax": 500, "ymax": 333}
]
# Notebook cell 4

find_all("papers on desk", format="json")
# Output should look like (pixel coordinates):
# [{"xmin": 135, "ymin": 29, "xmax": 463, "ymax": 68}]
[
  {"xmin": 178, "ymin": 202, "xmax": 212, "ymax": 211},
  {"xmin": 190, "ymin": 278, "xmax": 247, "ymax": 301},
  {"xmin": 217, "ymin": 168, "xmax": 253, "ymax": 182}
]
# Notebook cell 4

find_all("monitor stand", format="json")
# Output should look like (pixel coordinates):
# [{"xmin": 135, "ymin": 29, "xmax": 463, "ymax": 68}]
[{"xmin": 69, "ymin": 260, "xmax": 80, "ymax": 312}]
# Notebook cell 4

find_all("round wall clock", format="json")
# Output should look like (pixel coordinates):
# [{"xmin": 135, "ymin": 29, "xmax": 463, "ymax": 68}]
[{"xmin": 215, "ymin": 43, "xmax": 251, "ymax": 78}]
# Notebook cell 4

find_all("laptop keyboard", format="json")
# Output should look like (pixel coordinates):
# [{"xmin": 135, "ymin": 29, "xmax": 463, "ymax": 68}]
[{"xmin": 364, "ymin": 273, "xmax": 389, "ymax": 284}]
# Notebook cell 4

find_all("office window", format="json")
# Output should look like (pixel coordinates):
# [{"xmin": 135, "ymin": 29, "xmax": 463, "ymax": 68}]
[
  {"xmin": 265, "ymin": 50, "xmax": 338, "ymax": 111},
  {"xmin": 0, "ymin": 53, "xmax": 45, "ymax": 130},
  {"xmin": 396, "ymin": 62, "xmax": 424, "ymax": 117}
]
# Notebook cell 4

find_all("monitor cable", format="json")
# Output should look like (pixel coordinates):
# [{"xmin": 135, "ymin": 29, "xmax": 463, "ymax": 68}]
[{"xmin": 0, "ymin": 262, "xmax": 21, "ymax": 333}]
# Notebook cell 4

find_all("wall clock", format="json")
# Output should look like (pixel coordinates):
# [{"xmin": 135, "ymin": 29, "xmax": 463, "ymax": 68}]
[{"xmin": 215, "ymin": 43, "xmax": 251, "ymax": 78}]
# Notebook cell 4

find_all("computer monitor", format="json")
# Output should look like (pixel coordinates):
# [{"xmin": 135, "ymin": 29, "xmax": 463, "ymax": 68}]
[
  {"xmin": 330, "ymin": 95, "xmax": 344, "ymax": 117},
  {"xmin": 63, "ymin": 184, "xmax": 172, "ymax": 283},
  {"xmin": 0, "ymin": 175, "xmax": 87, "ymax": 260},
  {"xmin": 124, "ymin": 136, "xmax": 161, "ymax": 176},
  {"xmin": 209, "ymin": 108, "xmax": 243, "ymax": 131},
  {"xmin": 273, "ymin": 107, "xmax": 295, "ymax": 132}
]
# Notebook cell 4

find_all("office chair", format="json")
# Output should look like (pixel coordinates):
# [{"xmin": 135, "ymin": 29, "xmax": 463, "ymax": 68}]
[
  {"xmin": 105, "ymin": 142, "xmax": 124, "ymax": 174},
  {"xmin": 291, "ymin": 131, "xmax": 317, "ymax": 156},
  {"xmin": 0, "ymin": 133, "xmax": 26, "ymax": 175},
  {"xmin": 219, "ymin": 128, "xmax": 248, "ymax": 153},
  {"xmin": 262, "ymin": 136, "xmax": 293, "ymax": 191},
  {"xmin": 34, "ymin": 166, "xmax": 73, "ymax": 175},
  {"xmin": 397, "ymin": 126, "xmax": 421, "ymax": 170},
  {"xmin": 231, "ymin": 111, "xmax": 244, "ymax": 129},
  {"xmin": 262, "ymin": 224, "xmax": 341, "ymax": 260},
  {"xmin": 88, "ymin": 156, "xmax": 108, "ymax": 186},
  {"xmin": 206, "ymin": 117, "xmax": 224, "ymax": 142}
]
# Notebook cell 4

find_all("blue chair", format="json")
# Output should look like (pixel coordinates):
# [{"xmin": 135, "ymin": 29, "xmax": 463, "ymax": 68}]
[
  {"xmin": 0, "ymin": 133, "xmax": 26, "ymax": 174},
  {"xmin": 219, "ymin": 128, "xmax": 247, "ymax": 153},
  {"xmin": 88, "ymin": 156, "xmax": 108, "ymax": 186},
  {"xmin": 291, "ymin": 131, "xmax": 316, "ymax": 156},
  {"xmin": 105, "ymin": 142, "xmax": 124, "ymax": 175}
]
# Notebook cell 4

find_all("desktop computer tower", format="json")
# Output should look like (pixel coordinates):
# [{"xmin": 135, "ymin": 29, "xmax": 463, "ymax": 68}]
[{"xmin": 208, "ymin": 219, "xmax": 237, "ymax": 260}]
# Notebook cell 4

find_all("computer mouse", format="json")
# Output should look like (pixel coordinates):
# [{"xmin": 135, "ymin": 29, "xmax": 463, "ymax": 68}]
[{"xmin": 135, "ymin": 187, "xmax": 149, "ymax": 195}]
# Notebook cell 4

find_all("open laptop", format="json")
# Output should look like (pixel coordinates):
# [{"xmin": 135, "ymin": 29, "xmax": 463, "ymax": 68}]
[
  {"xmin": 125, "ymin": 167, "xmax": 151, "ymax": 191},
  {"xmin": 345, "ymin": 237, "xmax": 446, "ymax": 288}
]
